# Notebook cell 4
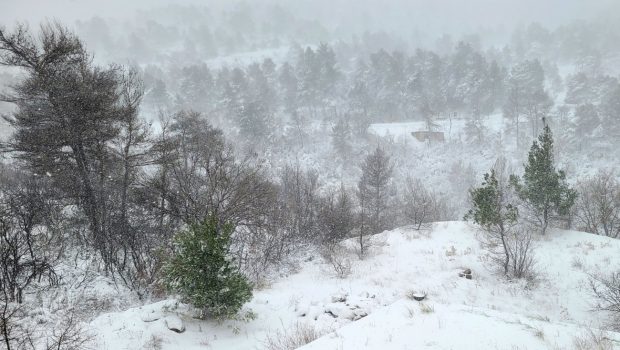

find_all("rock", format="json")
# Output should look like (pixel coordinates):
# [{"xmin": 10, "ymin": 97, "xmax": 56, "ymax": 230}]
[
  {"xmin": 331, "ymin": 293, "xmax": 347, "ymax": 303},
  {"xmin": 296, "ymin": 306, "xmax": 309, "ymax": 317},
  {"xmin": 459, "ymin": 268, "xmax": 473, "ymax": 279},
  {"xmin": 164, "ymin": 315, "xmax": 185, "ymax": 333},
  {"xmin": 353, "ymin": 309, "xmax": 368, "ymax": 320},
  {"xmin": 140, "ymin": 311, "xmax": 163, "ymax": 322},
  {"xmin": 325, "ymin": 305, "xmax": 356, "ymax": 320},
  {"xmin": 325, "ymin": 310, "xmax": 338, "ymax": 318},
  {"xmin": 412, "ymin": 293, "xmax": 426, "ymax": 301}
]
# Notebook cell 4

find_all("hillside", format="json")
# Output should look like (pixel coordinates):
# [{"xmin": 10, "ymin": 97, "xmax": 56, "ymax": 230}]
[{"xmin": 90, "ymin": 222, "xmax": 620, "ymax": 349}]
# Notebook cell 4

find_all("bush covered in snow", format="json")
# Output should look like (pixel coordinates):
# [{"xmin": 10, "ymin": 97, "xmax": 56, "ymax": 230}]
[{"xmin": 163, "ymin": 216, "xmax": 252, "ymax": 320}]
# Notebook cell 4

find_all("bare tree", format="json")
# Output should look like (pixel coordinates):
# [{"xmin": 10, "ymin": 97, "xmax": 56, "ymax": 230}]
[
  {"xmin": 278, "ymin": 164, "xmax": 321, "ymax": 242},
  {"xmin": 0, "ymin": 300, "xmax": 23, "ymax": 350},
  {"xmin": 575, "ymin": 171, "xmax": 620, "ymax": 238},
  {"xmin": 0, "ymin": 167, "xmax": 61, "ymax": 304},
  {"xmin": 589, "ymin": 271, "xmax": 620, "ymax": 330},
  {"xmin": 506, "ymin": 227, "xmax": 536, "ymax": 279},
  {"xmin": 400, "ymin": 177, "xmax": 447, "ymax": 230},
  {"xmin": 0, "ymin": 166, "xmax": 66, "ymax": 349}
]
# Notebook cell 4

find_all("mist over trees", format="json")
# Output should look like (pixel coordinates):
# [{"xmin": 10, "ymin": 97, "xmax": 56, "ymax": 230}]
[{"xmin": 0, "ymin": 1, "xmax": 619, "ymax": 347}]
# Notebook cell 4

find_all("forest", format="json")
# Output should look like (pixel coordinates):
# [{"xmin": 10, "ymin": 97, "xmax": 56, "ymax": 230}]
[{"xmin": 0, "ymin": 1, "xmax": 620, "ymax": 349}]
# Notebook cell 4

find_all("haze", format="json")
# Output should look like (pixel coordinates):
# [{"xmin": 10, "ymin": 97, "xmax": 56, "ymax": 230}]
[{"xmin": 1, "ymin": 1, "xmax": 620, "ymax": 349}]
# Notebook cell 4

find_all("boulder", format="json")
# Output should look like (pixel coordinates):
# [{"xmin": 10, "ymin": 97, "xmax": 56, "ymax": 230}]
[
  {"xmin": 459, "ymin": 268, "xmax": 473, "ymax": 279},
  {"xmin": 412, "ymin": 293, "xmax": 426, "ymax": 301},
  {"xmin": 140, "ymin": 311, "xmax": 163, "ymax": 323},
  {"xmin": 164, "ymin": 315, "xmax": 185, "ymax": 333},
  {"xmin": 325, "ymin": 305, "xmax": 357, "ymax": 320},
  {"xmin": 353, "ymin": 309, "xmax": 368, "ymax": 320},
  {"xmin": 331, "ymin": 293, "xmax": 347, "ymax": 303}
]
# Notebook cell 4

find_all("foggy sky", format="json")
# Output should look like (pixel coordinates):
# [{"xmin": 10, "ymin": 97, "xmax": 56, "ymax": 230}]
[{"xmin": 1, "ymin": 0, "xmax": 618, "ymax": 36}]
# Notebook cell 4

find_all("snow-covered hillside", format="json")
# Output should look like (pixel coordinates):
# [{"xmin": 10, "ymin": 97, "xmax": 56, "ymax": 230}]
[{"xmin": 90, "ymin": 222, "xmax": 620, "ymax": 349}]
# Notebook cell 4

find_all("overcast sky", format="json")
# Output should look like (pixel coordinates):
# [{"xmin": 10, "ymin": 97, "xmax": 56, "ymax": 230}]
[{"xmin": 1, "ymin": 0, "xmax": 619, "ymax": 45}]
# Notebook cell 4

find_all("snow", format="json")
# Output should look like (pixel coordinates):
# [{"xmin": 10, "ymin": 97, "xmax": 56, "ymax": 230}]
[
  {"xmin": 368, "ymin": 113, "xmax": 507, "ymax": 140},
  {"xmin": 204, "ymin": 47, "xmax": 291, "ymax": 70},
  {"xmin": 301, "ymin": 301, "xmax": 611, "ymax": 350},
  {"xmin": 90, "ymin": 222, "xmax": 620, "ymax": 349}
]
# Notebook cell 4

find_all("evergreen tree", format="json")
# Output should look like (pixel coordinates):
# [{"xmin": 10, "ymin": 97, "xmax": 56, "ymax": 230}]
[
  {"xmin": 357, "ymin": 147, "xmax": 393, "ymax": 257},
  {"xmin": 0, "ymin": 24, "xmax": 149, "ymax": 275},
  {"xmin": 511, "ymin": 124, "xmax": 577, "ymax": 234},
  {"xmin": 503, "ymin": 60, "xmax": 551, "ymax": 146},
  {"xmin": 164, "ymin": 216, "xmax": 252, "ymax": 319},
  {"xmin": 278, "ymin": 62, "xmax": 299, "ymax": 114},
  {"xmin": 146, "ymin": 79, "xmax": 172, "ymax": 108},
  {"xmin": 178, "ymin": 63, "xmax": 214, "ymax": 112},
  {"xmin": 465, "ymin": 170, "xmax": 518, "ymax": 275},
  {"xmin": 574, "ymin": 103, "xmax": 600, "ymax": 143},
  {"xmin": 319, "ymin": 184, "xmax": 355, "ymax": 246},
  {"xmin": 316, "ymin": 43, "xmax": 340, "ymax": 100},
  {"xmin": 600, "ymin": 83, "xmax": 620, "ymax": 141},
  {"xmin": 241, "ymin": 63, "xmax": 276, "ymax": 142},
  {"xmin": 297, "ymin": 47, "xmax": 321, "ymax": 114},
  {"xmin": 331, "ymin": 118, "xmax": 352, "ymax": 158}
]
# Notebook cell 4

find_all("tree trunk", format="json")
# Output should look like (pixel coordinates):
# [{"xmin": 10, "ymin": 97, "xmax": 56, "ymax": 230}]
[{"xmin": 499, "ymin": 224, "xmax": 510, "ymax": 275}]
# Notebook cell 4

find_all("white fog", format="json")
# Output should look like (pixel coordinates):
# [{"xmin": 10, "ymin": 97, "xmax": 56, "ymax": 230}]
[{"xmin": 0, "ymin": 1, "xmax": 619, "ymax": 349}]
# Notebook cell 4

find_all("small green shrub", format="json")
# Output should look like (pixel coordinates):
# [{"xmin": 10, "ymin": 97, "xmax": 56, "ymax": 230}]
[{"xmin": 163, "ymin": 215, "xmax": 252, "ymax": 319}]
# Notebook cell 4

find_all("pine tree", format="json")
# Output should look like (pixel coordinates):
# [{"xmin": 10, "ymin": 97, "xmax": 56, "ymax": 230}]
[
  {"xmin": 331, "ymin": 118, "xmax": 352, "ymax": 158},
  {"xmin": 164, "ymin": 216, "xmax": 252, "ymax": 319},
  {"xmin": 503, "ymin": 60, "xmax": 551, "ymax": 147},
  {"xmin": 465, "ymin": 170, "xmax": 518, "ymax": 275},
  {"xmin": 574, "ymin": 103, "xmax": 600, "ymax": 142},
  {"xmin": 511, "ymin": 124, "xmax": 577, "ymax": 234},
  {"xmin": 146, "ymin": 79, "xmax": 172, "ymax": 108},
  {"xmin": 319, "ymin": 184, "xmax": 355, "ymax": 246},
  {"xmin": 600, "ymin": 84, "xmax": 620, "ymax": 141},
  {"xmin": 178, "ymin": 64, "xmax": 214, "ymax": 112},
  {"xmin": 316, "ymin": 43, "xmax": 339, "ymax": 100},
  {"xmin": 357, "ymin": 147, "xmax": 393, "ymax": 258},
  {"xmin": 278, "ymin": 62, "xmax": 298, "ymax": 114}
]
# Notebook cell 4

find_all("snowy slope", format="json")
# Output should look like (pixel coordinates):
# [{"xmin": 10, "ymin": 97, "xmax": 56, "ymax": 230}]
[
  {"xmin": 300, "ymin": 300, "xmax": 616, "ymax": 350},
  {"xmin": 90, "ymin": 222, "xmax": 620, "ymax": 349}
]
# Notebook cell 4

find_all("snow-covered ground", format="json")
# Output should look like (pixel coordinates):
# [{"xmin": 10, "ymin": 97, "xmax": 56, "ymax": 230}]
[
  {"xmin": 90, "ymin": 222, "xmax": 620, "ymax": 349},
  {"xmin": 204, "ymin": 47, "xmax": 292, "ymax": 70},
  {"xmin": 368, "ymin": 114, "xmax": 506, "ymax": 140}
]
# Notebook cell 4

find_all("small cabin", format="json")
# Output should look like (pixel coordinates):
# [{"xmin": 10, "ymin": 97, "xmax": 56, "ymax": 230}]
[{"xmin": 411, "ymin": 131, "xmax": 445, "ymax": 143}]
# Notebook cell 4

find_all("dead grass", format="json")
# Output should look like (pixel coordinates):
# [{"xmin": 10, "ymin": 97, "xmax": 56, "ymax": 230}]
[
  {"xmin": 264, "ymin": 322, "xmax": 325, "ymax": 350},
  {"xmin": 143, "ymin": 335, "xmax": 164, "ymax": 350},
  {"xmin": 419, "ymin": 303, "xmax": 435, "ymax": 314},
  {"xmin": 572, "ymin": 329, "xmax": 613, "ymax": 350}
]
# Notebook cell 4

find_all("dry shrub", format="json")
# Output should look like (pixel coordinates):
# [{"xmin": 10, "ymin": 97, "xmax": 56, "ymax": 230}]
[
  {"xmin": 264, "ymin": 322, "xmax": 324, "ymax": 350},
  {"xmin": 507, "ymin": 228, "xmax": 536, "ymax": 280},
  {"xmin": 589, "ymin": 271, "xmax": 620, "ymax": 330},
  {"xmin": 321, "ymin": 244, "xmax": 353, "ymax": 279},
  {"xmin": 143, "ymin": 334, "xmax": 164, "ymax": 350},
  {"xmin": 479, "ymin": 225, "xmax": 537, "ymax": 280},
  {"xmin": 572, "ymin": 328, "xmax": 613, "ymax": 350},
  {"xmin": 419, "ymin": 303, "xmax": 434, "ymax": 314},
  {"xmin": 574, "ymin": 171, "xmax": 620, "ymax": 238},
  {"xmin": 1, "ymin": 305, "xmax": 92, "ymax": 350}
]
